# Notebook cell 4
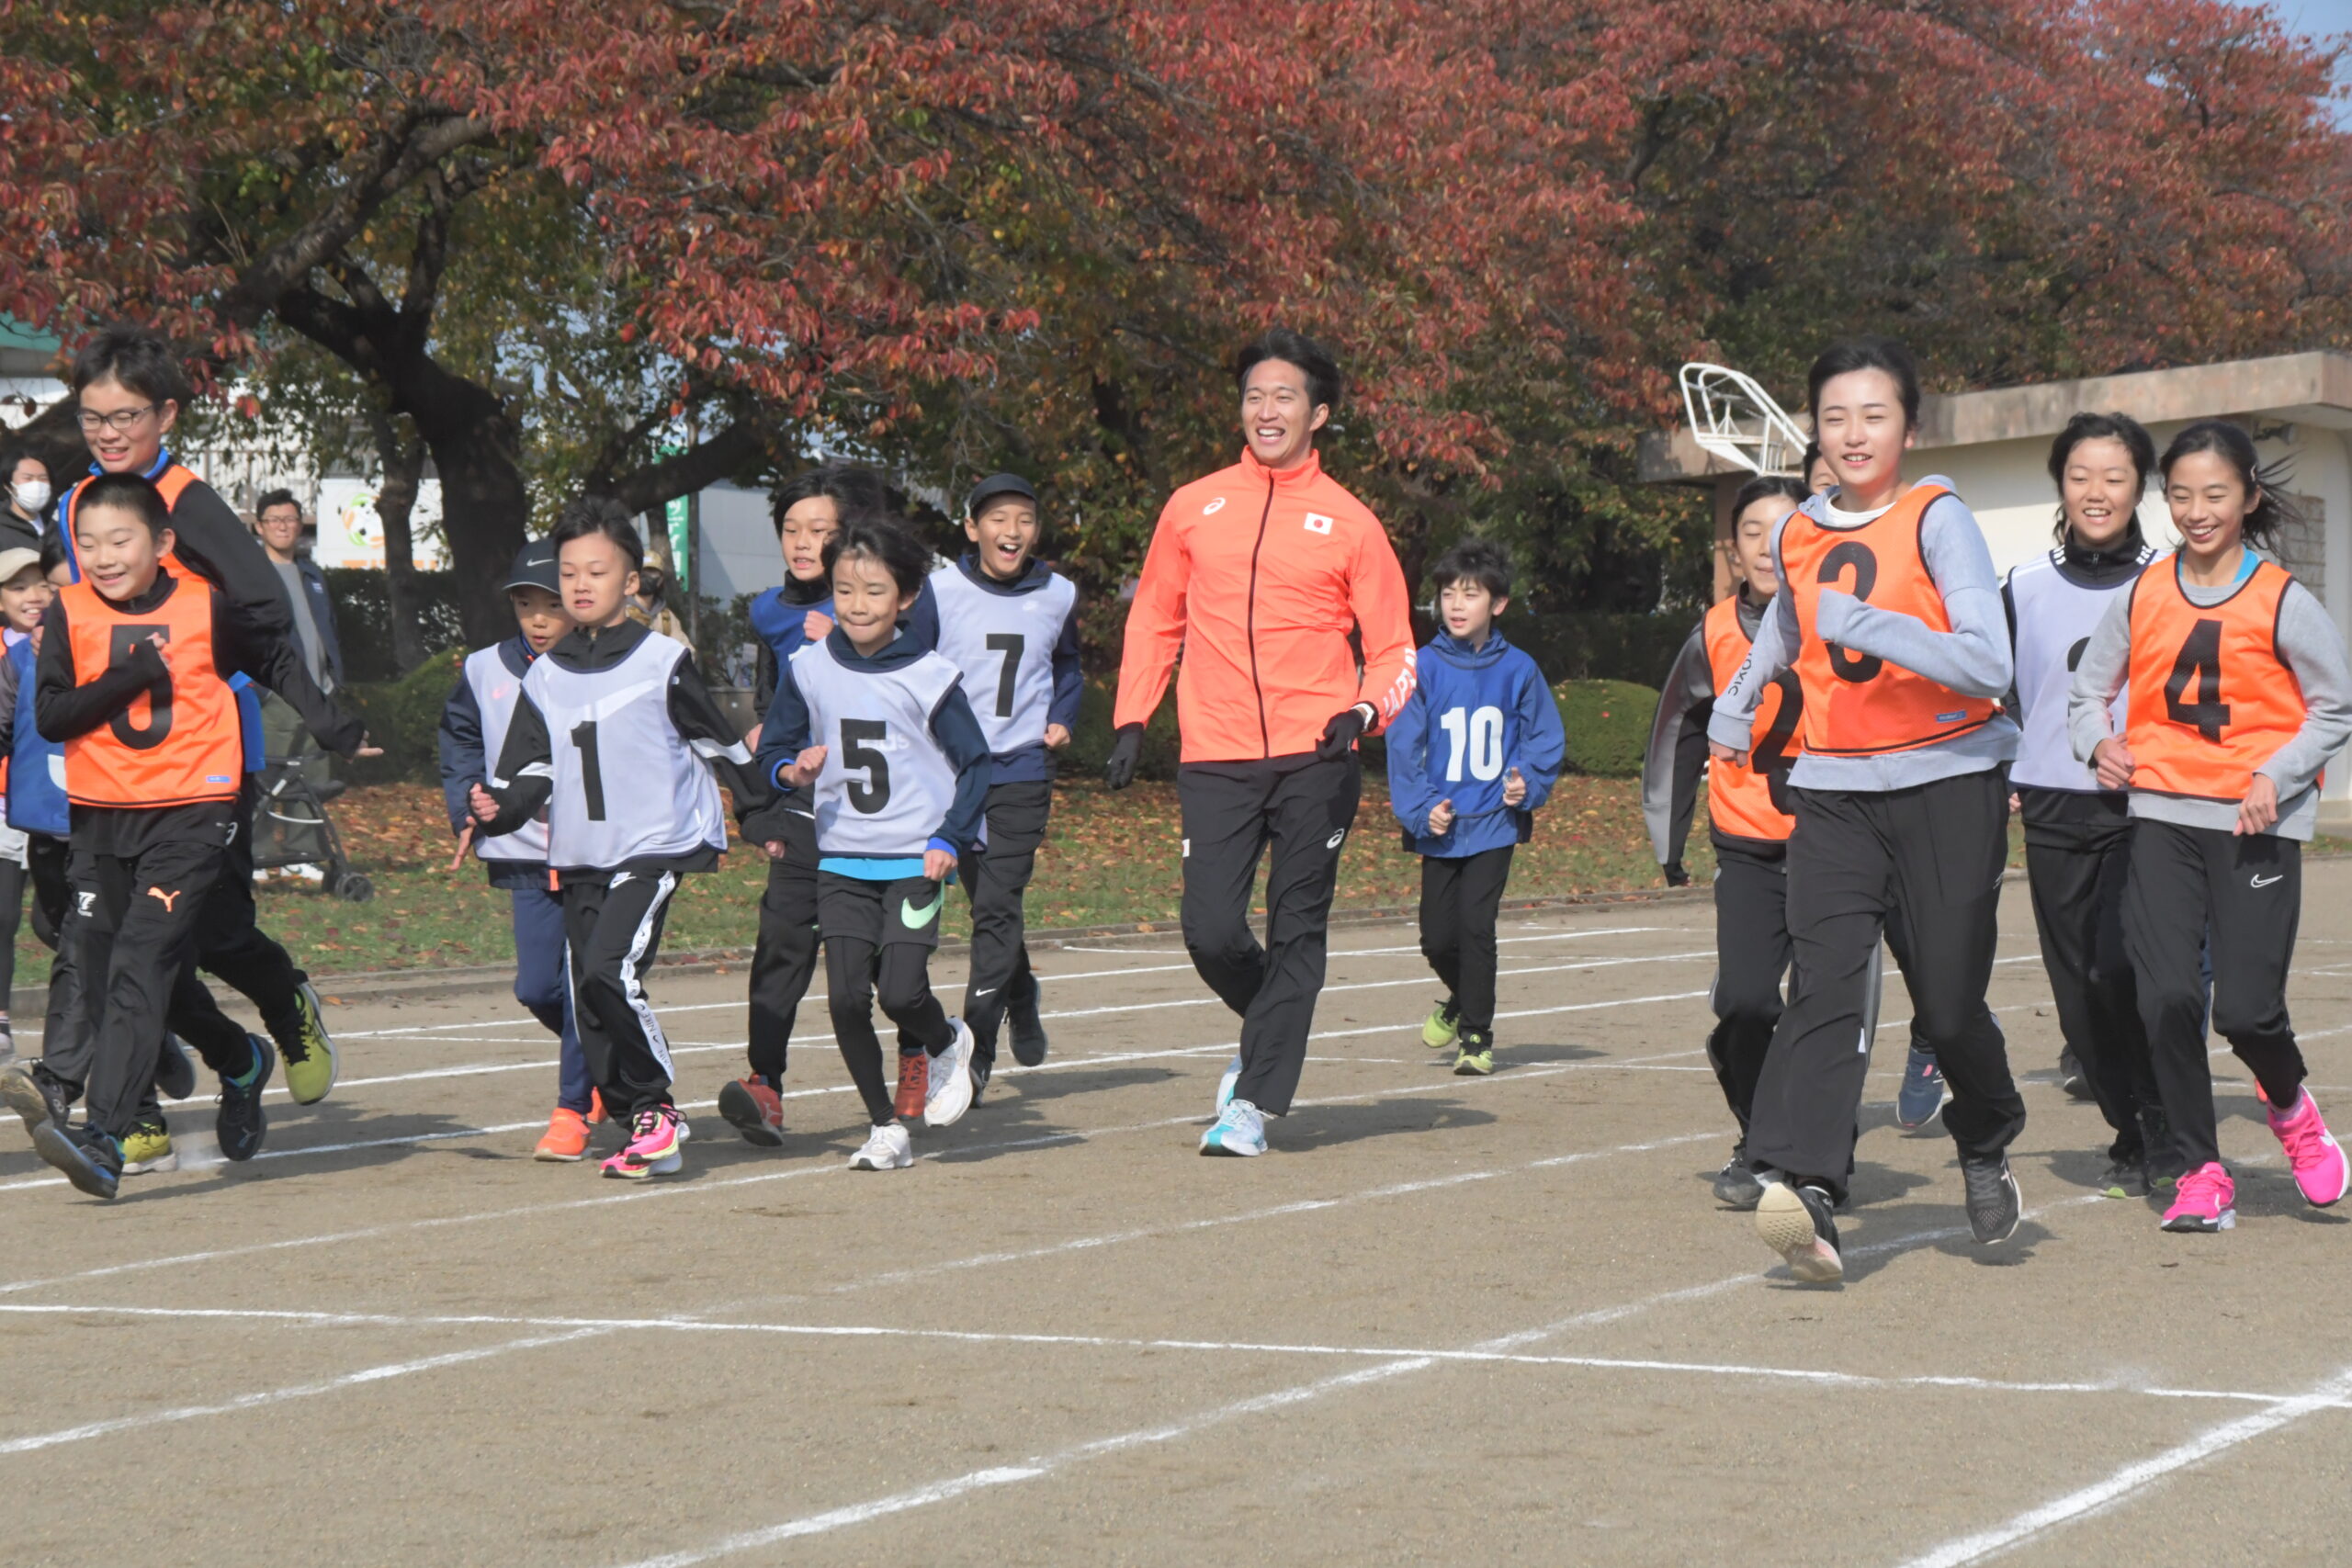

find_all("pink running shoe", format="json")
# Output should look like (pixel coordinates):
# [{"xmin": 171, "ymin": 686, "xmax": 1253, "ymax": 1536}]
[
  {"xmin": 600, "ymin": 1104, "xmax": 684, "ymax": 1180},
  {"xmin": 2161, "ymin": 1162, "xmax": 2235, "ymax": 1232},
  {"xmin": 2267, "ymin": 1089, "xmax": 2350, "ymax": 1207}
]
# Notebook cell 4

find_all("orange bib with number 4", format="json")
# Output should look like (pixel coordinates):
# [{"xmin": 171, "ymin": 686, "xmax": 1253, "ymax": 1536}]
[
  {"xmin": 1703, "ymin": 595, "xmax": 1800, "ymax": 840},
  {"xmin": 58, "ymin": 577, "xmax": 242, "ymax": 809},
  {"xmin": 2124, "ymin": 558, "xmax": 2304, "ymax": 804},
  {"xmin": 1780, "ymin": 483, "xmax": 1998, "ymax": 757}
]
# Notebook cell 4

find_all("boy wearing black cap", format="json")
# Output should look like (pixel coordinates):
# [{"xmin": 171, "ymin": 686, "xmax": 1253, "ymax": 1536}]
[
  {"xmin": 438, "ymin": 538, "xmax": 596, "ymax": 1159},
  {"xmin": 925, "ymin": 473, "xmax": 1080, "ymax": 1089}
]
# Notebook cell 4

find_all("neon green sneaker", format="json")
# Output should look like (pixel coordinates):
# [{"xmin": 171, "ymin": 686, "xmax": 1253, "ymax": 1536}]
[
  {"xmin": 277, "ymin": 981, "xmax": 339, "ymax": 1106},
  {"xmin": 1421, "ymin": 998, "xmax": 1461, "ymax": 1050},
  {"xmin": 120, "ymin": 1119, "xmax": 178, "ymax": 1175},
  {"xmin": 1453, "ymin": 1030, "xmax": 1495, "ymax": 1077}
]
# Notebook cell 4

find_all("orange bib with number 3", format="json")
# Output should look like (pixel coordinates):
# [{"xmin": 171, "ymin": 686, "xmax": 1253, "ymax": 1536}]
[
  {"xmin": 1703, "ymin": 595, "xmax": 1800, "ymax": 840},
  {"xmin": 1780, "ymin": 483, "xmax": 1998, "ymax": 757},
  {"xmin": 58, "ymin": 576, "xmax": 242, "ymax": 808},
  {"xmin": 2124, "ymin": 558, "xmax": 2303, "ymax": 804}
]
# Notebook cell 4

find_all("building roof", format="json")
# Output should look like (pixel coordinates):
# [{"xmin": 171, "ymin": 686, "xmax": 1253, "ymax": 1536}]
[{"xmin": 1639, "ymin": 349, "xmax": 2352, "ymax": 484}]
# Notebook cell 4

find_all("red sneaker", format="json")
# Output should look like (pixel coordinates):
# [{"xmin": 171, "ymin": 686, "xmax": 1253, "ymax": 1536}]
[
  {"xmin": 718, "ymin": 1076, "xmax": 786, "ymax": 1147},
  {"xmin": 893, "ymin": 1051, "xmax": 929, "ymax": 1122}
]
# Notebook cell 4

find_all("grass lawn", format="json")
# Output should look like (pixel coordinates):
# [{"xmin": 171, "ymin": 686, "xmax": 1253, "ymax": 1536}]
[{"xmin": 7, "ymin": 775, "xmax": 1700, "ymax": 987}]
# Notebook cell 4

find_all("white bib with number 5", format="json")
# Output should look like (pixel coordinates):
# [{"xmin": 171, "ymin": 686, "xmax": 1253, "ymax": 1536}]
[{"xmin": 790, "ymin": 637, "xmax": 965, "ymax": 858}]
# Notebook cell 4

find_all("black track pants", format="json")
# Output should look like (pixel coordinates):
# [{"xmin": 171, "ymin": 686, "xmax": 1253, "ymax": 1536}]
[
  {"xmin": 1417, "ymin": 845, "xmax": 1513, "ymax": 1032},
  {"xmin": 1178, "ymin": 753, "xmax": 1361, "ymax": 1118},
  {"xmin": 1708, "ymin": 847, "xmax": 1790, "ymax": 1133},
  {"xmin": 2020, "ymin": 790, "xmax": 2155, "ymax": 1148},
  {"xmin": 2122, "ymin": 819, "xmax": 2304, "ymax": 1169},
  {"xmin": 189, "ymin": 783, "xmax": 307, "ymax": 1047},
  {"xmin": 746, "ymin": 807, "xmax": 820, "ymax": 1084},
  {"xmin": 958, "ymin": 780, "xmax": 1051, "ymax": 1061},
  {"xmin": 1748, "ymin": 771, "xmax": 2024, "ymax": 1200},
  {"xmin": 563, "ymin": 871, "xmax": 681, "ymax": 1120},
  {"xmin": 819, "ymin": 872, "xmax": 954, "ymax": 1127},
  {"xmin": 73, "ymin": 835, "xmax": 233, "ymax": 1140}
]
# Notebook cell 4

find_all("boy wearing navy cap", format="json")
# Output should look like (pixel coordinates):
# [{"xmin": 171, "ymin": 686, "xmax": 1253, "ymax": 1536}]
[
  {"xmin": 438, "ymin": 538, "xmax": 597, "ymax": 1159},
  {"xmin": 923, "ymin": 473, "xmax": 1081, "ymax": 1092}
]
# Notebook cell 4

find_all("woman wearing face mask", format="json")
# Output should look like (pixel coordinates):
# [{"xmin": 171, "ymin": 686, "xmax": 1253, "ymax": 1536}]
[{"xmin": 2, "ymin": 453, "xmax": 51, "ymax": 554}]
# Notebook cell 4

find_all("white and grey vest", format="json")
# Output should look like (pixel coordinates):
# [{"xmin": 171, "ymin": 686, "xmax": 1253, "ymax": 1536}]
[
  {"xmin": 790, "ymin": 637, "xmax": 963, "ymax": 856},
  {"xmin": 520, "ymin": 632, "xmax": 726, "ymax": 867},
  {"xmin": 465, "ymin": 646, "xmax": 548, "ymax": 863},
  {"xmin": 926, "ymin": 566, "xmax": 1075, "ymax": 755},
  {"xmin": 2007, "ymin": 546, "xmax": 2153, "ymax": 792}
]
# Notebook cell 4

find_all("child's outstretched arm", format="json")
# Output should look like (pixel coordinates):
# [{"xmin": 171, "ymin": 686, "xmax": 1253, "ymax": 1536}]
[
  {"xmin": 435, "ymin": 668, "xmax": 486, "ymax": 838},
  {"xmin": 926, "ymin": 682, "xmax": 994, "ymax": 877},
  {"xmin": 1509, "ymin": 658, "xmax": 1567, "ymax": 814},
  {"xmin": 1384, "ymin": 683, "xmax": 1444, "ymax": 836},
  {"xmin": 1641, "ymin": 625, "xmax": 1713, "ymax": 874},
  {"xmin": 215, "ymin": 592, "xmax": 369, "ymax": 757}
]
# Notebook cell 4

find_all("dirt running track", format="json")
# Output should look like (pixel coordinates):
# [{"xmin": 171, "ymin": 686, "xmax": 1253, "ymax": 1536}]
[{"xmin": 4, "ymin": 863, "xmax": 2351, "ymax": 1567}]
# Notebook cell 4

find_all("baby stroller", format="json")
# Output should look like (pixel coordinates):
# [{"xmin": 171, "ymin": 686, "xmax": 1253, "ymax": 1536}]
[{"xmin": 251, "ymin": 758, "xmax": 374, "ymax": 903}]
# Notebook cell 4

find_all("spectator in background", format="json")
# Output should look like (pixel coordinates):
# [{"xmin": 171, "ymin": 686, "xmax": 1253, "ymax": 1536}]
[
  {"xmin": 251, "ymin": 488, "xmax": 344, "ymax": 873},
  {"xmin": 628, "ymin": 560, "xmax": 690, "ymax": 642},
  {"xmin": 1, "ymin": 451, "xmax": 51, "ymax": 555}
]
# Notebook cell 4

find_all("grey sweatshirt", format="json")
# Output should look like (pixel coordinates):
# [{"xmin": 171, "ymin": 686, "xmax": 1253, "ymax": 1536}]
[
  {"xmin": 1706, "ymin": 478, "xmax": 2018, "ymax": 792},
  {"xmin": 2067, "ymin": 558, "xmax": 2352, "ymax": 840}
]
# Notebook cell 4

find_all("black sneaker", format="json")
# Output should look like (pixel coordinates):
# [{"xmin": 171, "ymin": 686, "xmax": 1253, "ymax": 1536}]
[
  {"xmin": 2142, "ymin": 1104, "xmax": 2186, "ymax": 1190},
  {"xmin": 1008, "ymin": 973, "xmax": 1048, "ymax": 1067},
  {"xmin": 1962, "ymin": 1154, "xmax": 2021, "ymax": 1243},
  {"xmin": 154, "ymin": 1032, "xmax": 198, "ymax": 1102},
  {"xmin": 31, "ymin": 1121, "xmax": 121, "ymax": 1200},
  {"xmin": 1754, "ymin": 1179, "xmax": 1842, "ymax": 1282},
  {"xmin": 2058, "ymin": 1046, "xmax": 2094, "ymax": 1101},
  {"xmin": 1713, "ymin": 1144, "xmax": 1766, "ymax": 1210},
  {"xmin": 2100, "ymin": 1148, "xmax": 2151, "ymax": 1200},
  {"xmin": 215, "ymin": 1035, "xmax": 273, "ymax": 1163},
  {"xmin": 970, "ymin": 1053, "xmax": 993, "ymax": 1105},
  {"xmin": 3, "ymin": 1061, "xmax": 74, "ymax": 1135}
]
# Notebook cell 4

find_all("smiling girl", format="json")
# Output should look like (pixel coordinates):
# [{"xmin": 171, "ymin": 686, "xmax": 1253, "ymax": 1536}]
[
  {"xmin": 2070, "ymin": 421, "xmax": 2352, "ymax": 1234},
  {"xmin": 1705, "ymin": 336, "xmax": 2026, "ymax": 1283}
]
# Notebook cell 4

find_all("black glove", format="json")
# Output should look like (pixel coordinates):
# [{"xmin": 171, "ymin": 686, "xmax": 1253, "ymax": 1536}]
[
  {"xmin": 1103, "ymin": 723, "xmax": 1145, "ymax": 790},
  {"xmin": 1317, "ymin": 705, "xmax": 1371, "ymax": 761},
  {"xmin": 1663, "ymin": 859, "xmax": 1690, "ymax": 888}
]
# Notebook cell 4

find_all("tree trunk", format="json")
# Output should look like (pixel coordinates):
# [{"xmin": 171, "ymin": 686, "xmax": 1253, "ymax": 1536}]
[
  {"xmin": 366, "ymin": 407, "xmax": 430, "ymax": 672},
  {"xmin": 381, "ymin": 363, "xmax": 530, "ymax": 648}
]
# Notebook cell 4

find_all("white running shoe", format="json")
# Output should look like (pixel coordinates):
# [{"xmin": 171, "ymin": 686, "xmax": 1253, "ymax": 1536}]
[
  {"xmin": 849, "ymin": 1122, "xmax": 915, "ymax": 1170},
  {"xmin": 1200, "ymin": 1098, "xmax": 1266, "ymax": 1157},
  {"xmin": 924, "ymin": 1018, "xmax": 978, "ymax": 1127},
  {"xmin": 1216, "ymin": 1053, "xmax": 1244, "ymax": 1111}
]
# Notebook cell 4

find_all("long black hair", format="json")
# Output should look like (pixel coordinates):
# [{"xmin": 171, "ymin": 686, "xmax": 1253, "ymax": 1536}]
[
  {"xmin": 1806, "ymin": 336, "xmax": 1921, "ymax": 426},
  {"xmin": 2159, "ymin": 421, "xmax": 2302, "ymax": 553},
  {"xmin": 2046, "ymin": 412, "xmax": 2154, "ymax": 547},
  {"xmin": 1732, "ymin": 474, "xmax": 1808, "ymax": 525}
]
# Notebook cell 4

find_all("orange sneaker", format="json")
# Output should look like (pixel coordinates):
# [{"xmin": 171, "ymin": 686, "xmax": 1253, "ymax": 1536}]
[
  {"xmin": 892, "ymin": 1051, "xmax": 929, "ymax": 1122},
  {"xmin": 535, "ymin": 1106, "xmax": 592, "ymax": 1162},
  {"xmin": 588, "ymin": 1089, "xmax": 608, "ymax": 1124},
  {"xmin": 718, "ymin": 1076, "xmax": 786, "ymax": 1147}
]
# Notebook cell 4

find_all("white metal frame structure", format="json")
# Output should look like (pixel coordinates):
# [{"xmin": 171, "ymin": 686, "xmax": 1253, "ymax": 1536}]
[{"xmin": 1679, "ymin": 362, "xmax": 1808, "ymax": 477}]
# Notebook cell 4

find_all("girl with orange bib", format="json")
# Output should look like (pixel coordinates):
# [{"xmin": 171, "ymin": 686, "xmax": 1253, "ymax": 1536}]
[
  {"xmin": 2070, "ymin": 421, "xmax": 2352, "ymax": 1233},
  {"xmin": 1707, "ymin": 337, "xmax": 2027, "ymax": 1283}
]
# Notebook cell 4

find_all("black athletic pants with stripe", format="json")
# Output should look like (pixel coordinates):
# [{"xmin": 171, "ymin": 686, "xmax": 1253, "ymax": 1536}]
[
  {"xmin": 563, "ymin": 870, "xmax": 681, "ymax": 1120},
  {"xmin": 1748, "ymin": 770, "xmax": 2025, "ymax": 1201},
  {"xmin": 1418, "ymin": 845, "xmax": 1513, "ymax": 1033},
  {"xmin": 1178, "ymin": 752, "xmax": 1360, "ymax": 1117},
  {"xmin": 960, "ymin": 779, "xmax": 1051, "ymax": 1061},
  {"xmin": 2122, "ymin": 819, "xmax": 2305, "ymax": 1170},
  {"xmin": 2020, "ymin": 788, "xmax": 2156, "ymax": 1156},
  {"xmin": 746, "ymin": 807, "xmax": 820, "ymax": 1086}
]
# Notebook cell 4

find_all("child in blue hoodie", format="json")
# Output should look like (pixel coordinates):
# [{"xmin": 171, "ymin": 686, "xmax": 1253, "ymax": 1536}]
[{"xmin": 1387, "ymin": 540, "xmax": 1566, "ymax": 1075}]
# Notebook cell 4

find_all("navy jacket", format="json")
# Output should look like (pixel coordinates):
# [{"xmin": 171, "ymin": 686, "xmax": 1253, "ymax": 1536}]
[{"xmin": 437, "ymin": 636, "xmax": 545, "ymax": 888}]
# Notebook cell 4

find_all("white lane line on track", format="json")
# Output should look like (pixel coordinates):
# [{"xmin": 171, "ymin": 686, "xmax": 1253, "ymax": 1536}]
[
  {"xmin": 0, "ymin": 1300, "xmax": 2329, "ymax": 1416},
  {"xmin": 0, "ymin": 1126, "xmax": 1724, "ymax": 1458},
  {"xmin": 1890, "ymin": 1365, "xmax": 2352, "ymax": 1568},
  {"xmin": 0, "ymin": 1328, "xmax": 605, "ymax": 1457},
  {"xmin": 599, "ymin": 1192, "xmax": 2116, "ymax": 1568},
  {"xmin": 325, "ymin": 927, "xmax": 1676, "ymax": 1040},
  {"xmin": 0, "ymin": 1027, "xmax": 1716, "ymax": 1291},
  {"xmin": 157, "ymin": 952, "xmax": 1712, "ymax": 1100}
]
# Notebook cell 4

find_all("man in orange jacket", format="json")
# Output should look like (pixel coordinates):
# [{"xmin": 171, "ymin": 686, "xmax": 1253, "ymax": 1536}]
[{"xmin": 1108, "ymin": 329, "xmax": 1417, "ymax": 1156}]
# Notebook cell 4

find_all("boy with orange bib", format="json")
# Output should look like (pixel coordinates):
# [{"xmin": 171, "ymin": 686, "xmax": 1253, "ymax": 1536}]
[
  {"xmin": 23, "ymin": 475, "xmax": 345, "ymax": 1198},
  {"xmin": 2071, "ymin": 421, "xmax": 2352, "ymax": 1233},
  {"xmin": 1708, "ymin": 338, "xmax": 2027, "ymax": 1282}
]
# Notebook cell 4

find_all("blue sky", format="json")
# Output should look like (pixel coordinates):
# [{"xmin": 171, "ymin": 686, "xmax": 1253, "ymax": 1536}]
[{"xmin": 2238, "ymin": 0, "xmax": 2351, "ymax": 117}]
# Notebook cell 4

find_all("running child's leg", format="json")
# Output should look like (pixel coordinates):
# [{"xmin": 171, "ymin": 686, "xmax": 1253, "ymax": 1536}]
[
  {"xmin": 81, "ymin": 840, "xmax": 226, "ymax": 1145},
  {"xmin": 822, "ymin": 930, "xmax": 897, "ymax": 1127},
  {"xmin": 1417, "ymin": 853, "xmax": 1466, "ymax": 1002},
  {"xmin": 1450, "ymin": 845, "xmax": 1512, "ymax": 1034},
  {"xmin": 1706, "ymin": 848, "xmax": 1788, "ymax": 1133},
  {"xmin": 565, "ymin": 872, "xmax": 681, "ymax": 1120},
  {"xmin": 512, "ymin": 883, "xmax": 590, "ymax": 1114},
  {"xmin": 2207, "ymin": 833, "xmax": 2306, "ymax": 1108},
  {"xmin": 959, "ymin": 780, "xmax": 1050, "ymax": 1066},
  {"xmin": 746, "ymin": 807, "xmax": 820, "ymax": 1087},
  {"xmin": 2125, "ymin": 821, "xmax": 2225, "ymax": 1170},
  {"xmin": 2025, "ymin": 825, "xmax": 2143, "ymax": 1150}
]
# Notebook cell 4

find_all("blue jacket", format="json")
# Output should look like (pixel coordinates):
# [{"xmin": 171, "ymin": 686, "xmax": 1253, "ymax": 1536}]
[
  {"xmin": 437, "ymin": 636, "xmax": 546, "ymax": 888},
  {"xmin": 1386, "ymin": 629, "xmax": 1566, "ymax": 858},
  {"xmin": 4, "ymin": 635, "xmax": 65, "ymax": 836},
  {"xmin": 749, "ymin": 576, "xmax": 940, "ymax": 712}
]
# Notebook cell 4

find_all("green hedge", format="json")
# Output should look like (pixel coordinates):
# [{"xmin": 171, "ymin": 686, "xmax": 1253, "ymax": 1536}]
[
  {"xmin": 1552, "ymin": 679, "xmax": 1656, "ymax": 778},
  {"xmin": 345, "ymin": 649, "xmax": 467, "ymax": 784},
  {"xmin": 1502, "ymin": 611, "xmax": 1692, "ymax": 689},
  {"xmin": 321, "ymin": 570, "xmax": 468, "ymax": 682}
]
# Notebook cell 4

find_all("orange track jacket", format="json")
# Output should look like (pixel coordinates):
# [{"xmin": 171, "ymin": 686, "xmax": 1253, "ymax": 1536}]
[{"xmin": 1114, "ymin": 448, "xmax": 1417, "ymax": 763}]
